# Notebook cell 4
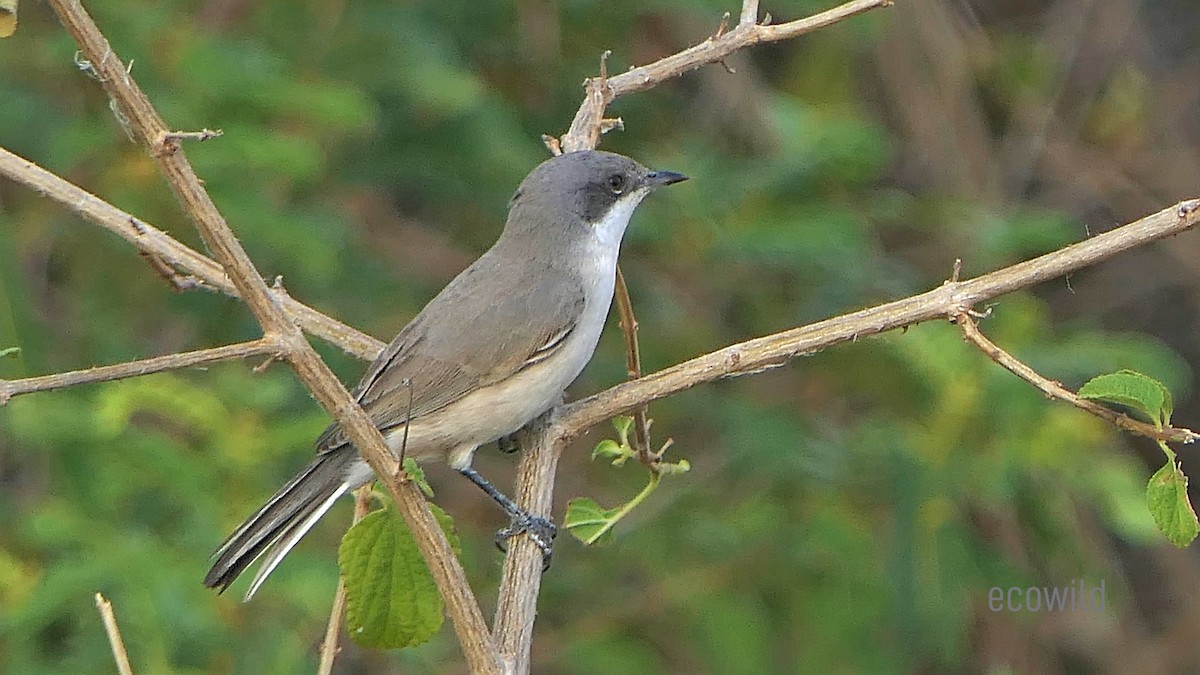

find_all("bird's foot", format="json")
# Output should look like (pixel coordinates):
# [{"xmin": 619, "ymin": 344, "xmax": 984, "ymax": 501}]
[{"xmin": 494, "ymin": 510, "xmax": 557, "ymax": 570}]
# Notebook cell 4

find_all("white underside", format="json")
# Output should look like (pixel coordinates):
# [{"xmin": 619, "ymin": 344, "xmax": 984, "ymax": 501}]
[{"xmin": 342, "ymin": 187, "xmax": 650, "ymax": 483}]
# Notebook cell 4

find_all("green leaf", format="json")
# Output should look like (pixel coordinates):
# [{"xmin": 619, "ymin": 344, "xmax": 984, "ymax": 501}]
[
  {"xmin": 592, "ymin": 439, "xmax": 631, "ymax": 465},
  {"xmin": 338, "ymin": 503, "xmax": 459, "ymax": 649},
  {"xmin": 1078, "ymin": 369, "xmax": 1173, "ymax": 428},
  {"xmin": 1146, "ymin": 457, "xmax": 1199, "ymax": 548},
  {"xmin": 0, "ymin": 347, "xmax": 18, "ymax": 358},
  {"xmin": 564, "ymin": 497, "xmax": 619, "ymax": 546}
]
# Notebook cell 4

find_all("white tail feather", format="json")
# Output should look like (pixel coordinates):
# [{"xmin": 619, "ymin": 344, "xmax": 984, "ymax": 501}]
[{"xmin": 242, "ymin": 482, "xmax": 350, "ymax": 601}]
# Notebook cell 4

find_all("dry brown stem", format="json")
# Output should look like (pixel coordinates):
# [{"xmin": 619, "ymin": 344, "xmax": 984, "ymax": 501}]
[
  {"xmin": 0, "ymin": 338, "xmax": 281, "ymax": 405},
  {"xmin": 94, "ymin": 593, "xmax": 135, "ymax": 675},
  {"xmin": 956, "ymin": 313, "xmax": 1200, "ymax": 444},
  {"xmin": 613, "ymin": 267, "xmax": 655, "ymax": 465},
  {"xmin": 557, "ymin": 0, "xmax": 893, "ymax": 152},
  {"xmin": 559, "ymin": 199, "xmax": 1200, "ymax": 435}
]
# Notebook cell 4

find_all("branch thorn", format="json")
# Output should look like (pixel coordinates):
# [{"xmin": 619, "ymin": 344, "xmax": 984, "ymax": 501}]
[
  {"xmin": 541, "ymin": 134, "xmax": 563, "ymax": 156},
  {"xmin": 598, "ymin": 49, "xmax": 612, "ymax": 82},
  {"xmin": 599, "ymin": 117, "xmax": 624, "ymax": 135},
  {"xmin": 713, "ymin": 12, "xmax": 730, "ymax": 39}
]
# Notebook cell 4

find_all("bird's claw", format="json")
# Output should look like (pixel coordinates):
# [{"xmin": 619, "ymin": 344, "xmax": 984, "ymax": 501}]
[{"xmin": 494, "ymin": 511, "xmax": 557, "ymax": 570}]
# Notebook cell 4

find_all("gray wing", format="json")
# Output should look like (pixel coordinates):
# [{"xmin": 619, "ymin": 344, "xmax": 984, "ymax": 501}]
[{"xmin": 314, "ymin": 253, "xmax": 585, "ymax": 452}]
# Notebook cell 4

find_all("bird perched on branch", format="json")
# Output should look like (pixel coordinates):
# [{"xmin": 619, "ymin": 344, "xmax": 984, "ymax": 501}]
[{"xmin": 204, "ymin": 150, "xmax": 687, "ymax": 599}]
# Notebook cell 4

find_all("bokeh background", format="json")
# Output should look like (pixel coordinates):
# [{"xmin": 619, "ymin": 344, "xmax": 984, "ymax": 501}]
[{"xmin": 4, "ymin": 0, "xmax": 1200, "ymax": 672}]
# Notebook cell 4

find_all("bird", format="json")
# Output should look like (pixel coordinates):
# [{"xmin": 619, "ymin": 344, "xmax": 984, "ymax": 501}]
[{"xmin": 203, "ymin": 149, "xmax": 687, "ymax": 599}]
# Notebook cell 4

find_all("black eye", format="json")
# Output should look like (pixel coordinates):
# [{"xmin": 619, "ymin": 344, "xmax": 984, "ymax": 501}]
[{"xmin": 607, "ymin": 173, "xmax": 626, "ymax": 194}]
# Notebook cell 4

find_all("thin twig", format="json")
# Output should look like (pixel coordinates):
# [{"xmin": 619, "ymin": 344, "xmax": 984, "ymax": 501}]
[
  {"xmin": 613, "ymin": 266, "xmax": 655, "ymax": 466},
  {"xmin": 94, "ymin": 593, "xmax": 135, "ymax": 675},
  {"xmin": 47, "ymin": 1, "xmax": 500, "ymax": 671},
  {"xmin": 0, "ymin": 338, "xmax": 282, "ymax": 405},
  {"xmin": 317, "ymin": 487, "xmax": 374, "ymax": 675},
  {"xmin": 956, "ymin": 312, "xmax": 1200, "ymax": 444}
]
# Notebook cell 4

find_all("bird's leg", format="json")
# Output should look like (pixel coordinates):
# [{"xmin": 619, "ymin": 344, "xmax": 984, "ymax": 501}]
[{"xmin": 457, "ymin": 466, "xmax": 556, "ymax": 569}]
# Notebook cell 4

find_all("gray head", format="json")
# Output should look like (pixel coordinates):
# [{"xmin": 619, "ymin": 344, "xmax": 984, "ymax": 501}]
[{"xmin": 500, "ymin": 150, "xmax": 687, "ymax": 249}]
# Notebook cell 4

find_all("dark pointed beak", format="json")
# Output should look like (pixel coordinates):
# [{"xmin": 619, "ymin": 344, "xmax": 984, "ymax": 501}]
[{"xmin": 645, "ymin": 170, "xmax": 688, "ymax": 188}]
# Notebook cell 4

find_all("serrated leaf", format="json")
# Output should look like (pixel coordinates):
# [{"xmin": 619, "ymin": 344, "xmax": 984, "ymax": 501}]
[
  {"xmin": 338, "ymin": 503, "xmax": 459, "ymax": 649},
  {"xmin": 1146, "ymin": 460, "xmax": 1199, "ymax": 548},
  {"xmin": 1078, "ymin": 369, "xmax": 1173, "ymax": 428},
  {"xmin": 564, "ymin": 497, "xmax": 619, "ymax": 546}
]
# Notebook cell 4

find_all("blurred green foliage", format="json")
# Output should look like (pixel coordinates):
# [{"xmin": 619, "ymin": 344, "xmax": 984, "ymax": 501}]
[{"xmin": 0, "ymin": 0, "xmax": 1189, "ymax": 673}]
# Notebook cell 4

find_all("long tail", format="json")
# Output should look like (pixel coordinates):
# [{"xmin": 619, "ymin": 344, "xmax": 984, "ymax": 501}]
[{"xmin": 204, "ymin": 448, "xmax": 356, "ymax": 600}]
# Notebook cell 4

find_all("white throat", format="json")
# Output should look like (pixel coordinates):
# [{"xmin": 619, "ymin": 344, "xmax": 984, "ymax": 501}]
[{"xmin": 591, "ymin": 188, "xmax": 651, "ymax": 257}]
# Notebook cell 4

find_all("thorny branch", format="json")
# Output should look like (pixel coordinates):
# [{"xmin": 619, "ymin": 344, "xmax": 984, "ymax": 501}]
[
  {"xmin": 45, "ymin": 0, "xmax": 499, "ymax": 671},
  {"xmin": 13, "ymin": 1, "xmax": 1195, "ymax": 674}
]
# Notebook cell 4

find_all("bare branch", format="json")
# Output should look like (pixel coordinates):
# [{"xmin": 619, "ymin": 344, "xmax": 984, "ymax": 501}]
[
  {"xmin": 0, "ymin": 338, "xmax": 282, "ymax": 405},
  {"xmin": 558, "ymin": 0, "xmax": 894, "ymax": 152},
  {"xmin": 94, "ymin": 593, "xmax": 135, "ymax": 675},
  {"xmin": 557, "ymin": 199, "xmax": 1200, "ymax": 436},
  {"xmin": 956, "ymin": 313, "xmax": 1200, "ymax": 444},
  {"xmin": 46, "ymin": 0, "xmax": 500, "ymax": 670},
  {"xmin": 0, "ymin": 147, "xmax": 384, "ymax": 361}
]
